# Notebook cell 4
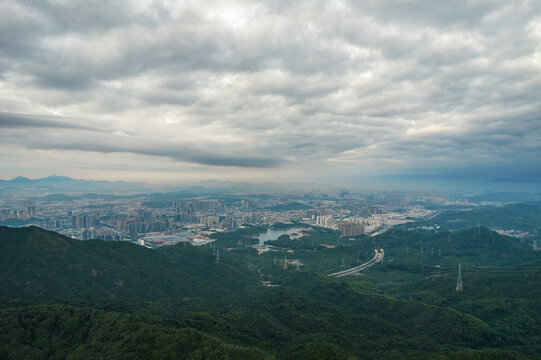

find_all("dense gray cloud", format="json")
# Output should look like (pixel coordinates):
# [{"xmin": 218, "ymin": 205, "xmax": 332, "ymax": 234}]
[
  {"xmin": 1, "ymin": 122, "xmax": 281, "ymax": 168},
  {"xmin": 0, "ymin": 112, "xmax": 99, "ymax": 131},
  {"xmin": 0, "ymin": 0, "xmax": 540, "ymax": 185}
]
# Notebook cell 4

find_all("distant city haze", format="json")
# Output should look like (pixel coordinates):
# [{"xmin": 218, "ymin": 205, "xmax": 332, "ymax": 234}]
[{"xmin": 1, "ymin": 1, "xmax": 540, "ymax": 190}]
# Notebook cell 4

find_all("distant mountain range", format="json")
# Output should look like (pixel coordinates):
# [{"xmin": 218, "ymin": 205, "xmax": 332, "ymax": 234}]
[
  {"xmin": 0, "ymin": 175, "xmax": 319, "ymax": 196},
  {"xmin": 0, "ymin": 175, "xmax": 155, "ymax": 195}
]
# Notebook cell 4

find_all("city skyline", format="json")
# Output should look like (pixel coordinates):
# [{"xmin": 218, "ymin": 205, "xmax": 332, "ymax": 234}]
[{"xmin": 1, "ymin": 1, "xmax": 540, "ymax": 189}]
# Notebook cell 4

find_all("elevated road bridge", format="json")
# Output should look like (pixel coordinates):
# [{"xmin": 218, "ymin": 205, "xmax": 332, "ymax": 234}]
[{"xmin": 329, "ymin": 249, "xmax": 384, "ymax": 277}]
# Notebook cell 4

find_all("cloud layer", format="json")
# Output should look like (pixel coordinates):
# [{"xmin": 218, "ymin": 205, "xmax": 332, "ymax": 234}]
[{"xmin": 1, "ymin": 0, "xmax": 540, "ymax": 185}]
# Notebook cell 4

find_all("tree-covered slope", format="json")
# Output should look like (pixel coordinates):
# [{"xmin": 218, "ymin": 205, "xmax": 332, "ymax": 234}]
[
  {"xmin": 0, "ymin": 305, "xmax": 273, "ymax": 360},
  {"xmin": 359, "ymin": 226, "xmax": 539, "ymax": 268},
  {"xmin": 363, "ymin": 261, "xmax": 541, "ymax": 356},
  {"xmin": 1, "ymin": 226, "xmax": 539, "ymax": 359},
  {"xmin": 0, "ymin": 226, "xmax": 258, "ymax": 309},
  {"xmin": 403, "ymin": 201, "xmax": 541, "ymax": 232}
]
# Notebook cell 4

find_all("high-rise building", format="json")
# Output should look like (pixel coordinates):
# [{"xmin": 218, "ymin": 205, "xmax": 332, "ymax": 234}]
[
  {"xmin": 338, "ymin": 222, "xmax": 365, "ymax": 237},
  {"xmin": 316, "ymin": 215, "xmax": 334, "ymax": 227}
]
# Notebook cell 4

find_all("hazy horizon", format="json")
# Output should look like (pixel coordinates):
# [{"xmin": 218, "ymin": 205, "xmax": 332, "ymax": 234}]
[{"xmin": 2, "ymin": 173, "xmax": 541, "ymax": 194}]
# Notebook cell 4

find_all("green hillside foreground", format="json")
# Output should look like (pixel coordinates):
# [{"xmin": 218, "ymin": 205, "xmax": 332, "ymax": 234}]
[
  {"xmin": 0, "ymin": 225, "xmax": 259, "ymax": 309},
  {"xmin": 0, "ymin": 305, "xmax": 272, "ymax": 360},
  {"xmin": 0, "ymin": 226, "xmax": 540, "ymax": 359}
]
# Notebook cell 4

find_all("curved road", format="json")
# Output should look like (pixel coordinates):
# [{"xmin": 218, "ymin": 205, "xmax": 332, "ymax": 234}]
[{"xmin": 329, "ymin": 249, "xmax": 384, "ymax": 277}]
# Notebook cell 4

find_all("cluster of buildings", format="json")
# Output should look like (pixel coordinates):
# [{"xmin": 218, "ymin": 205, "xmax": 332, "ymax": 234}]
[
  {"xmin": 80, "ymin": 228, "xmax": 121, "ymax": 241},
  {"xmin": 314, "ymin": 213, "xmax": 378, "ymax": 237},
  {"xmin": 119, "ymin": 218, "xmax": 173, "ymax": 234},
  {"xmin": 0, "ymin": 200, "xmax": 37, "ymax": 221},
  {"xmin": 140, "ymin": 231, "xmax": 214, "ymax": 248},
  {"xmin": 316, "ymin": 215, "xmax": 335, "ymax": 227},
  {"xmin": 0, "ymin": 190, "xmax": 441, "ymax": 243},
  {"xmin": 71, "ymin": 213, "xmax": 98, "ymax": 228},
  {"xmin": 338, "ymin": 222, "xmax": 366, "ymax": 237}
]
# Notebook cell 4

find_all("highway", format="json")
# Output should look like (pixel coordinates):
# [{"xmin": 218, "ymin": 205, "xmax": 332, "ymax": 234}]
[{"xmin": 329, "ymin": 249, "xmax": 384, "ymax": 277}]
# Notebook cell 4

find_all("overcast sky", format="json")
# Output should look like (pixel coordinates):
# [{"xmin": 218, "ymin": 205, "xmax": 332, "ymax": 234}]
[{"xmin": 1, "ymin": 0, "xmax": 540, "ymax": 188}]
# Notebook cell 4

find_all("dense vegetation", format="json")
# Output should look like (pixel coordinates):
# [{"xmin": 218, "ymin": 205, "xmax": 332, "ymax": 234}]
[
  {"xmin": 0, "ymin": 226, "xmax": 258, "ymax": 310},
  {"xmin": 0, "ymin": 305, "xmax": 271, "ymax": 360},
  {"xmin": 1, "ymin": 225, "xmax": 540, "ymax": 359},
  {"xmin": 404, "ymin": 201, "xmax": 541, "ymax": 233},
  {"xmin": 363, "ymin": 262, "xmax": 541, "ymax": 355},
  {"xmin": 216, "ymin": 225, "xmax": 538, "ymax": 275}
]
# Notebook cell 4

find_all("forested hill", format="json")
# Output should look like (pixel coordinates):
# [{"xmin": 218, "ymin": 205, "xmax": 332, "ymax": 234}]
[
  {"xmin": 1, "ymin": 226, "xmax": 540, "ymax": 359},
  {"xmin": 0, "ymin": 226, "xmax": 258, "ymax": 309},
  {"xmin": 403, "ymin": 201, "xmax": 541, "ymax": 232},
  {"xmin": 368, "ymin": 226, "xmax": 539, "ymax": 267},
  {"xmin": 0, "ymin": 305, "xmax": 273, "ymax": 360}
]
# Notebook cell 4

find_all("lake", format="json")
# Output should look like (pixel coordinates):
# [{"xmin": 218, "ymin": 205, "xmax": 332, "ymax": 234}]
[{"xmin": 254, "ymin": 227, "xmax": 302, "ymax": 246}]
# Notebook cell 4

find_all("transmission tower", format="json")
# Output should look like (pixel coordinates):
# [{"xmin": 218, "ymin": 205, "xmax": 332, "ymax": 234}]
[{"xmin": 456, "ymin": 263, "xmax": 463, "ymax": 292}]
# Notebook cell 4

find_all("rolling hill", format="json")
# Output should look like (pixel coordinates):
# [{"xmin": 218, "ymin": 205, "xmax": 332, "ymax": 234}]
[{"xmin": 1, "ymin": 226, "xmax": 540, "ymax": 359}]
